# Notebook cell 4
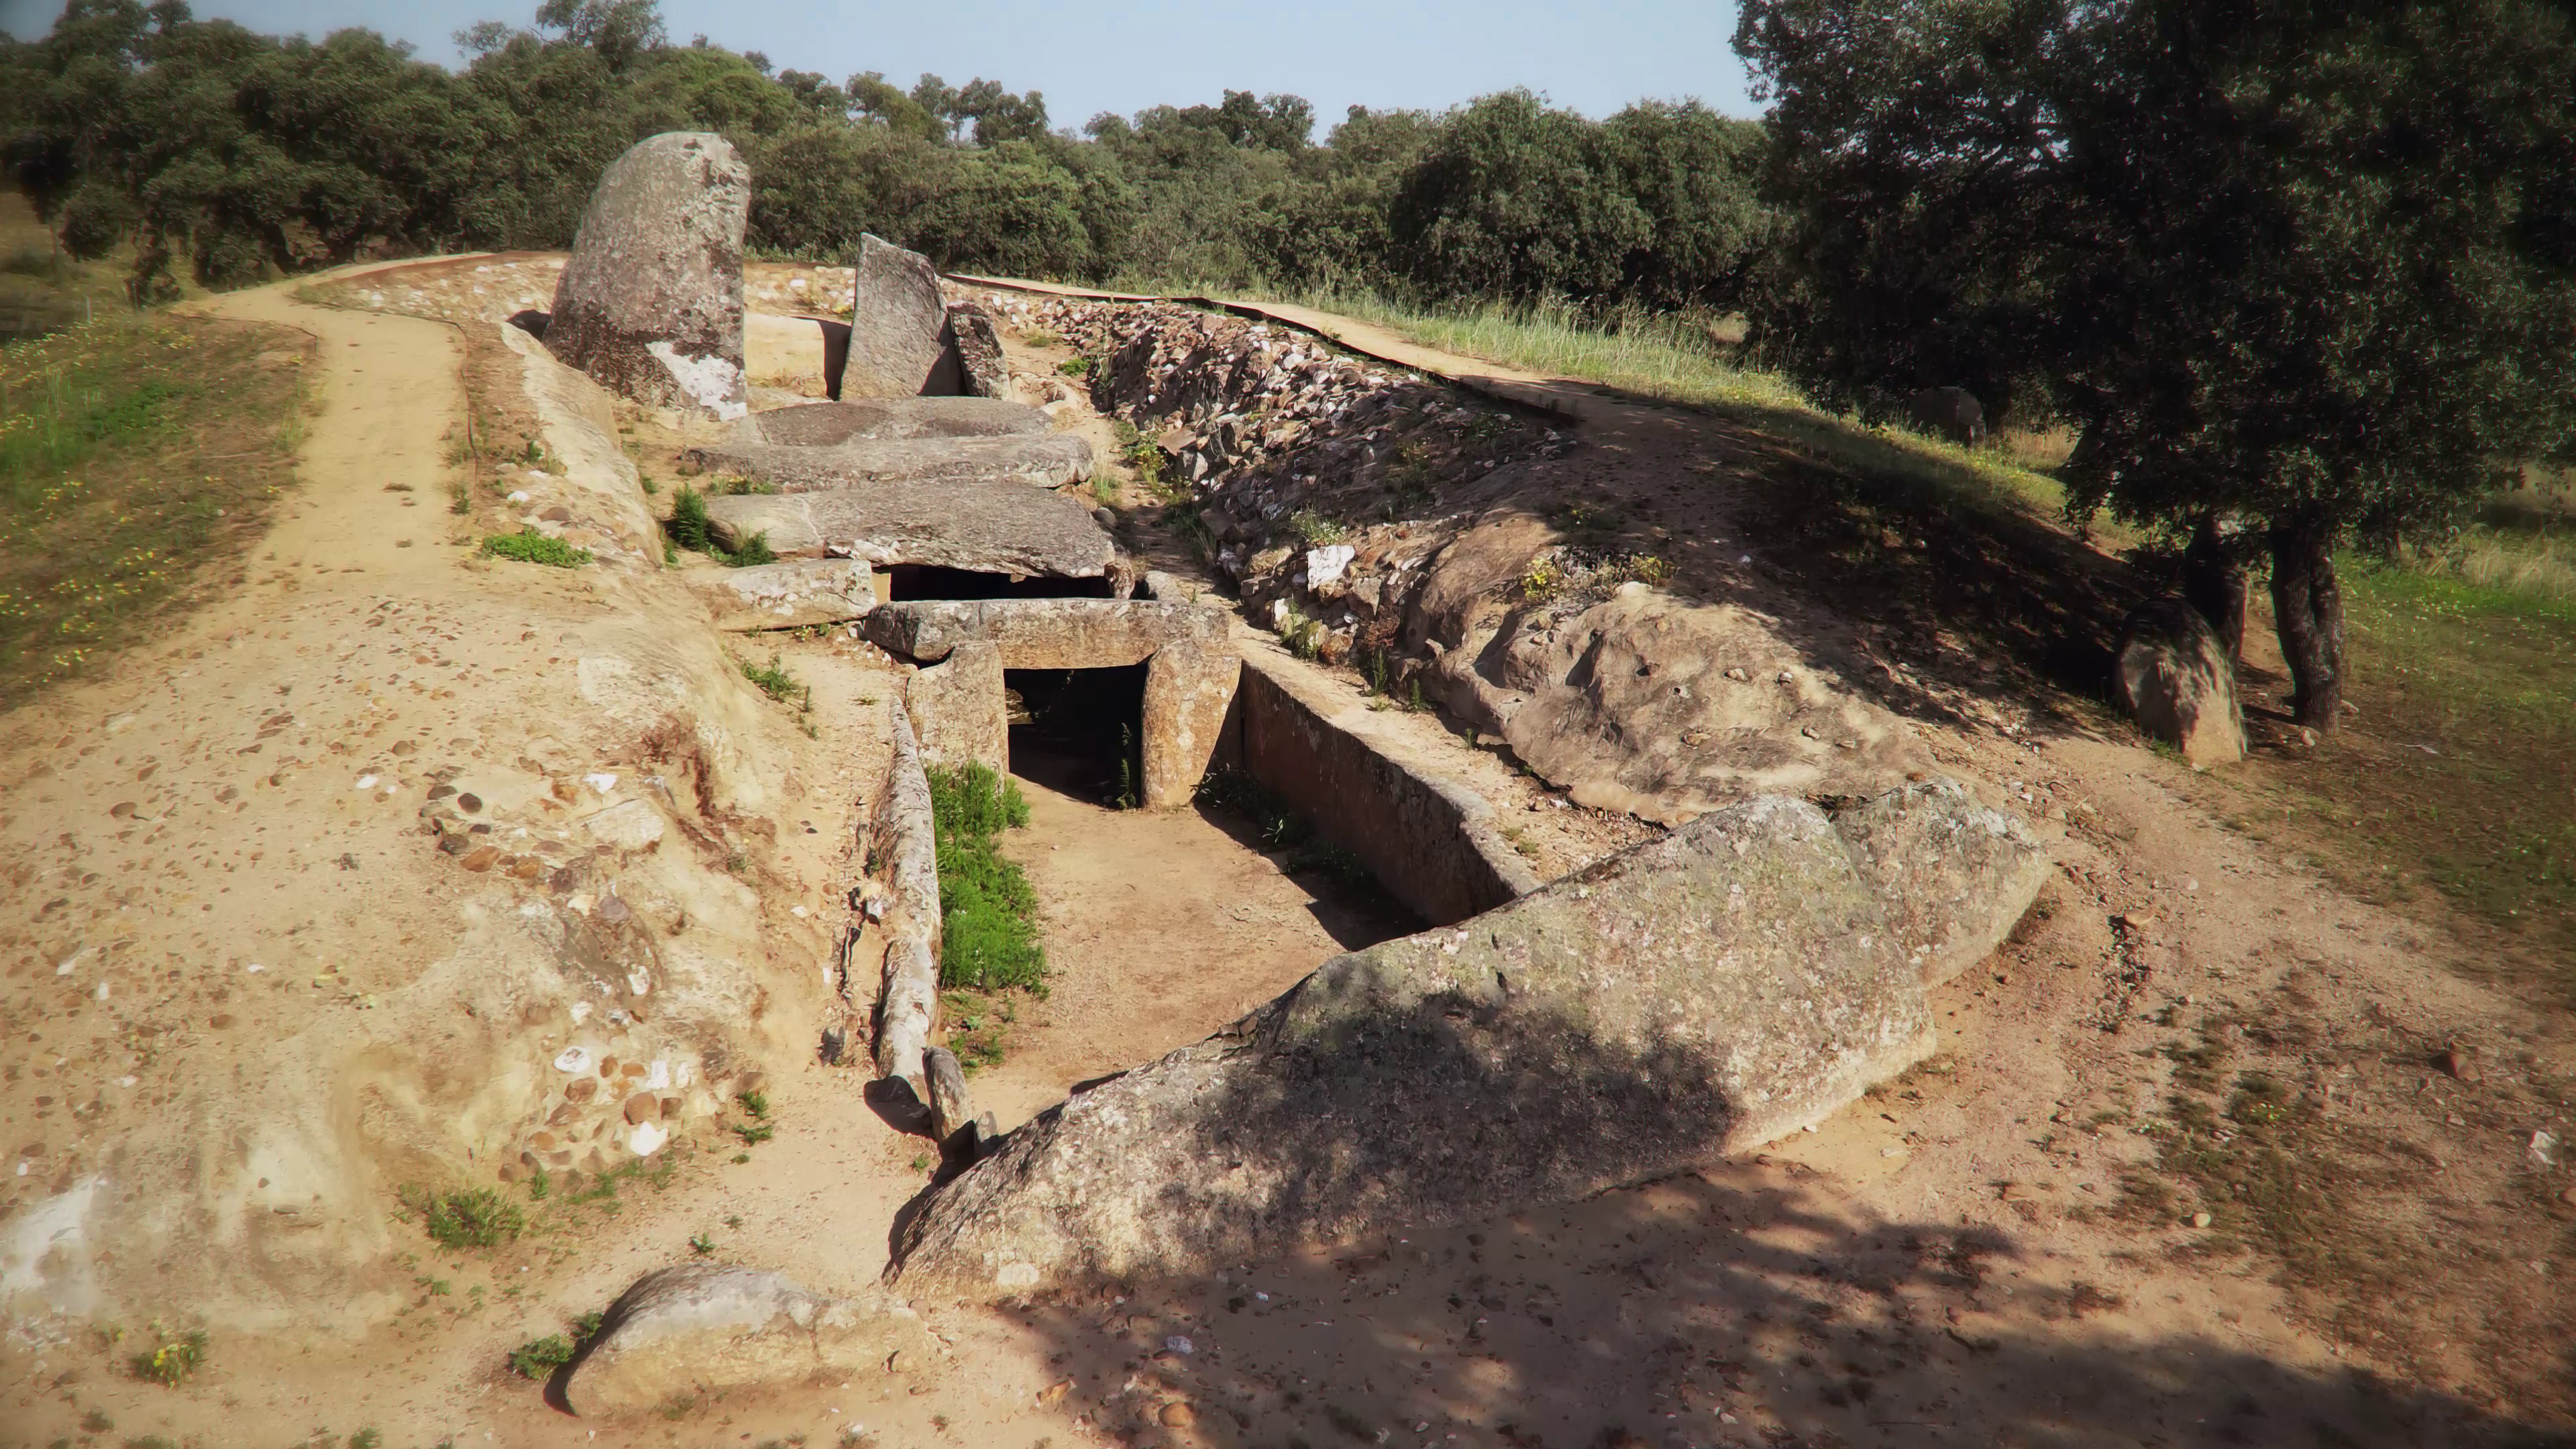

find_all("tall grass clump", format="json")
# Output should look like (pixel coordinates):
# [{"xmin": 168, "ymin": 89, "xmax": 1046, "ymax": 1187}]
[{"xmin": 924, "ymin": 761, "xmax": 1045, "ymax": 991}]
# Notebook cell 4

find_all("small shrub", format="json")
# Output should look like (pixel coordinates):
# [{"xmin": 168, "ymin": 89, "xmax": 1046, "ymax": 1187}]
[
  {"xmin": 1289, "ymin": 509, "xmax": 1349, "ymax": 546},
  {"xmin": 129, "ymin": 1327, "xmax": 207, "ymax": 1387},
  {"xmin": 480, "ymin": 529, "xmax": 590, "ymax": 568},
  {"xmin": 727, "ymin": 531, "xmax": 777, "ymax": 567},
  {"xmin": 667, "ymin": 484, "xmax": 711, "ymax": 551},
  {"xmin": 409, "ymin": 1185, "xmax": 525, "ymax": 1248},
  {"xmin": 739, "ymin": 653, "xmax": 800, "ymax": 702},
  {"xmin": 508, "ymin": 1333, "xmax": 576, "ymax": 1379},
  {"xmin": 351, "ymin": 1429, "xmax": 383, "ymax": 1449},
  {"xmin": 1057, "ymin": 355, "xmax": 1093, "ymax": 377}
]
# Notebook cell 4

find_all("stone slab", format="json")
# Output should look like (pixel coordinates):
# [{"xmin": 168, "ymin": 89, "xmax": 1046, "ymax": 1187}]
[
  {"xmin": 861, "ymin": 598, "xmax": 1230, "ymax": 669},
  {"xmin": 684, "ymin": 558, "xmax": 875, "ymax": 631},
  {"xmin": 561, "ymin": 1263, "xmax": 930, "ymax": 1415},
  {"xmin": 845, "ymin": 235, "xmax": 960, "ymax": 398},
  {"xmin": 683, "ymin": 432, "xmax": 1093, "ymax": 492},
  {"xmin": 906, "ymin": 640, "xmax": 1009, "ymax": 777},
  {"xmin": 701, "ymin": 482, "xmax": 1115, "ymax": 580},
  {"xmin": 886, "ymin": 792, "xmax": 1947, "ymax": 1299}
]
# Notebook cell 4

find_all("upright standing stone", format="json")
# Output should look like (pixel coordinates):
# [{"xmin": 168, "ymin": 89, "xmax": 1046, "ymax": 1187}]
[
  {"xmin": 905, "ymin": 640, "xmax": 1008, "ymax": 777},
  {"xmin": 547, "ymin": 132, "xmax": 749, "ymax": 420},
  {"xmin": 845, "ymin": 235, "xmax": 962, "ymax": 398},
  {"xmin": 2114, "ymin": 597, "xmax": 2245, "ymax": 767},
  {"xmin": 1140, "ymin": 639, "xmax": 1241, "ymax": 809},
  {"xmin": 947, "ymin": 301, "xmax": 1010, "ymax": 399}
]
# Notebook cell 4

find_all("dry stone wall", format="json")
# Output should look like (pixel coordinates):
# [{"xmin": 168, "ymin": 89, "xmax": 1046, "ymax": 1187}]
[{"xmin": 1002, "ymin": 292, "xmax": 1936, "ymax": 825}]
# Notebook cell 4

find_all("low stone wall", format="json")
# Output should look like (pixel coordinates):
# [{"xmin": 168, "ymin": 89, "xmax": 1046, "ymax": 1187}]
[{"xmin": 1224, "ymin": 652, "xmax": 1542, "ymax": 925}]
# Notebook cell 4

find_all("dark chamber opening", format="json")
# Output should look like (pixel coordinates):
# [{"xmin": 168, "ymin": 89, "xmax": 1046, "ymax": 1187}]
[
  {"xmin": 885, "ymin": 566, "xmax": 1112, "ymax": 601},
  {"xmin": 1006, "ymin": 665, "xmax": 1146, "ymax": 806}
]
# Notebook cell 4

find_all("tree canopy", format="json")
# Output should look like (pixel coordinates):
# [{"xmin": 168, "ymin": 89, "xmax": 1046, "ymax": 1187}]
[
  {"xmin": 0, "ymin": 1, "xmax": 1770, "ymax": 313},
  {"xmin": 1737, "ymin": 0, "xmax": 2576, "ymax": 724}
]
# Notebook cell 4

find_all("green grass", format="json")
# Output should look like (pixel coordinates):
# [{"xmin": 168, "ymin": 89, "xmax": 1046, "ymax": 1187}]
[
  {"xmin": 737, "ymin": 652, "xmax": 806, "ymax": 705},
  {"xmin": 403, "ymin": 1185, "xmax": 526, "ymax": 1249},
  {"xmin": 0, "ymin": 313, "xmax": 308, "ymax": 702},
  {"xmin": 924, "ymin": 761, "xmax": 1047, "ymax": 991},
  {"xmin": 127, "ymin": 1327, "xmax": 207, "ymax": 1387},
  {"xmin": 508, "ymin": 1309, "xmax": 605, "ymax": 1379},
  {"xmin": 479, "ymin": 527, "xmax": 590, "ymax": 568}
]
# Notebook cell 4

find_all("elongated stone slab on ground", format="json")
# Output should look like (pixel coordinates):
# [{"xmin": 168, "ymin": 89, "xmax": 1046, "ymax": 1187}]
[
  {"xmin": 701, "ymin": 481, "xmax": 1115, "ymax": 579},
  {"xmin": 561, "ymin": 1263, "xmax": 930, "ymax": 1415},
  {"xmin": 740, "ymin": 397, "xmax": 1051, "ymax": 445},
  {"xmin": 684, "ymin": 558, "xmax": 876, "ymax": 632},
  {"xmin": 888, "ymin": 784, "xmax": 2052, "ymax": 1298},
  {"xmin": 845, "ymin": 235, "xmax": 960, "ymax": 398},
  {"xmin": 862, "ymin": 598, "xmax": 1230, "ymax": 669},
  {"xmin": 1825, "ymin": 777, "xmax": 2052, "ymax": 985},
  {"xmin": 546, "ymin": 132, "xmax": 749, "ymax": 419},
  {"xmin": 683, "ymin": 432, "xmax": 1093, "ymax": 492}
]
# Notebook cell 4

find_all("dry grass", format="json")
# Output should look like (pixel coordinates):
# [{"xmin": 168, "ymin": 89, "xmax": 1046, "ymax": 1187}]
[
  {"xmin": 0, "ymin": 313, "xmax": 313, "ymax": 704},
  {"xmin": 1252, "ymin": 282, "xmax": 2083, "ymax": 531}
]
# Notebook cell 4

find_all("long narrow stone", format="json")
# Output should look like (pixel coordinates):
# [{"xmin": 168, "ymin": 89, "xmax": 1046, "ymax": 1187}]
[
  {"xmin": 871, "ymin": 702, "xmax": 943, "ymax": 1089},
  {"xmin": 700, "ymin": 481, "xmax": 1114, "ymax": 580}
]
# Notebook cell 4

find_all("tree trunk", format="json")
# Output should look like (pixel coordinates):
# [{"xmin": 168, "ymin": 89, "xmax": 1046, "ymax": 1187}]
[
  {"xmin": 2267, "ymin": 515, "xmax": 2345, "ymax": 728},
  {"xmin": 2182, "ymin": 512, "xmax": 2245, "ymax": 659}
]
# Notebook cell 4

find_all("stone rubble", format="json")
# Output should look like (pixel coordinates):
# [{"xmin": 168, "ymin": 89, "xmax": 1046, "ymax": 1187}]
[{"xmin": 996, "ymin": 294, "xmax": 1575, "ymax": 668}]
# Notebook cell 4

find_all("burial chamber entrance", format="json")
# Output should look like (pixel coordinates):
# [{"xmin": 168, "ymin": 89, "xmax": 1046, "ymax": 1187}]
[
  {"xmin": 881, "ymin": 564, "xmax": 1113, "ymax": 602},
  {"xmin": 1005, "ymin": 664, "xmax": 1144, "ymax": 806}
]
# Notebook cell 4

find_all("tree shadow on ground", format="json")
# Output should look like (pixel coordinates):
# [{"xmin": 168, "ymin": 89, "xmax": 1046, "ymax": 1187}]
[
  {"xmin": 1005, "ymin": 1159, "xmax": 2573, "ymax": 1449},
  {"xmin": 899, "ymin": 971, "xmax": 2572, "ymax": 1448}
]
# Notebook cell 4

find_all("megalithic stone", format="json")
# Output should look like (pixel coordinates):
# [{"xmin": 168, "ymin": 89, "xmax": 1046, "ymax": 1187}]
[
  {"xmin": 546, "ymin": 131, "xmax": 749, "ymax": 420},
  {"xmin": 845, "ymin": 235, "xmax": 963, "ymax": 398}
]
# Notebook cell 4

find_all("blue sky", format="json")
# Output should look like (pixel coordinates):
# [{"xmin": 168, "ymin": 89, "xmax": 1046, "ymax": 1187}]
[{"xmin": 1, "ymin": 0, "xmax": 1760, "ymax": 129}]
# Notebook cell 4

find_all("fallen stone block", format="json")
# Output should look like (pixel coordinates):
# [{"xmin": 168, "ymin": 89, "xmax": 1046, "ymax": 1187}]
[
  {"xmin": 862, "ymin": 598, "xmax": 1230, "ymax": 669},
  {"xmin": 888, "ymin": 786, "xmax": 2039, "ymax": 1299},
  {"xmin": 684, "ymin": 432, "xmax": 1094, "ymax": 492},
  {"xmin": 1825, "ymin": 777, "xmax": 2051, "ymax": 985},
  {"xmin": 701, "ymin": 481, "xmax": 1115, "ymax": 581},
  {"xmin": 546, "ymin": 132, "xmax": 749, "ymax": 419},
  {"xmin": 561, "ymin": 1263, "xmax": 930, "ymax": 1415},
  {"xmin": 2114, "ymin": 597, "xmax": 2245, "ymax": 767},
  {"xmin": 845, "ymin": 235, "xmax": 960, "ymax": 398},
  {"xmin": 684, "ymin": 558, "xmax": 876, "ymax": 632},
  {"xmin": 925, "ymin": 1047, "xmax": 974, "ymax": 1142}
]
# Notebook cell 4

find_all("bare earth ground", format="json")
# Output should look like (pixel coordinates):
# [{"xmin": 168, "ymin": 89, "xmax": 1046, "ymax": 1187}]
[{"xmin": 0, "ymin": 258, "xmax": 2568, "ymax": 1449}]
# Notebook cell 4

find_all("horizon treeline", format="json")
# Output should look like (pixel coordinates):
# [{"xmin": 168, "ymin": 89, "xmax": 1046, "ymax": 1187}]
[{"xmin": 0, "ymin": 0, "xmax": 1772, "ymax": 313}]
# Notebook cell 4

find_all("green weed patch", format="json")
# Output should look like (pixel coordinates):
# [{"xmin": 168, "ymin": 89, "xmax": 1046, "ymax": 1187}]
[
  {"xmin": 924, "ymin": 761, "xmax": 1046, "ymax": 992},
  {"xmin": 480, "ymin": 527, "xmax": 590, "ymax": 568}
]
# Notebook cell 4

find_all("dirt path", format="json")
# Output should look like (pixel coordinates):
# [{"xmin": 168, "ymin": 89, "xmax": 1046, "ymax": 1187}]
[{"xmin": 973, "ymin": 773, "xmax": 1418, "ymax": 1130}]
